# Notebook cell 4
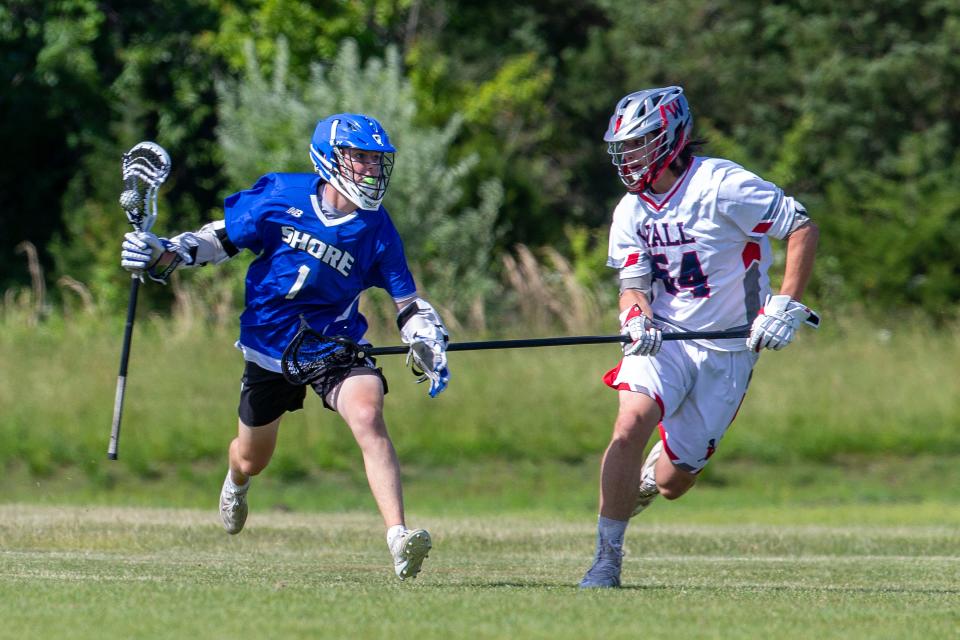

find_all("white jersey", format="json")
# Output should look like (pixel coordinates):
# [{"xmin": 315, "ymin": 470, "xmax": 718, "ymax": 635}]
[{"xmin": 607, "ymin": 156, "xmax": 805, "ymax": 352}]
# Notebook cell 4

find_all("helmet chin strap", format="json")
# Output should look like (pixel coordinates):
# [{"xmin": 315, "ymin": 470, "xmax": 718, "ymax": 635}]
[
  {"xmin": 320, "ymin": 178, "xmax": 363, "ymax": 213},
  {"xmin": 633, "ymin": 138, "xmax": 689, "ymax": 194}
]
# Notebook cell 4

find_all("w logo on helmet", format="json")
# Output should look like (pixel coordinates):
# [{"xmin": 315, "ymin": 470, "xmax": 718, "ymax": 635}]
[
  {"xmin": 663, "ymin": 101, "xmax": 684, "ymax": 118},
  {"xmin": 372, "ymin": 134, "xmax": 382, "ymax": 145}
]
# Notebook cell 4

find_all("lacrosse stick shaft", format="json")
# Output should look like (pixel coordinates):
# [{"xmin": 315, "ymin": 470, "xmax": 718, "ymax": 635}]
[
  {"xmin": 108, "ymin": 277, "xmax": 141, "ymax": 460},
  {"xmin": 108, "ymin": 141, "xmax": 170, "ymax": 460},
  {"xmin": 359, "ymin": 329, "xmax": 750, "ymax": 356}
]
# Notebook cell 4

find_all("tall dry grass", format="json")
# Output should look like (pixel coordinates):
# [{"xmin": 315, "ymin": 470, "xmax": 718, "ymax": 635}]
[
  {"xmin": 500, "ymin": 243, "xmax": 610, "ymax": 335},
  {"xmin": 7, "ymin": 241, "xmax": 957, "ymax": 483}
]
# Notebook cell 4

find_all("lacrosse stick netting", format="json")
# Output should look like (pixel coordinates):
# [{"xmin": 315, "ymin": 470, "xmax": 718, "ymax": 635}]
[
  {"xmin": 120, "ymin": 141, "xmax": 171, "ymax": 233},
  {"xmin": 281, "ymin": 326, "xmax": 366, "ymax": 386}
]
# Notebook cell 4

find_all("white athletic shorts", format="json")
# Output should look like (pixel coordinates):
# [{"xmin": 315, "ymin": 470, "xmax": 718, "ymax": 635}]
[{"xmin": 602, "ymin": 340, "xmax": 759, "ymax": 473}]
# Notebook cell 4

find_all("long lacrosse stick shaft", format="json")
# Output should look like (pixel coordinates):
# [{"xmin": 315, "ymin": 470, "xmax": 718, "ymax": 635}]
[
  {"xmin": 359, "ymin": 329, "xmax": 750, "ymax": 357},
  {"xmin": 108, "ymin": 276, "xmax": 141, "ymax": 459},
  {"xmin": 108, "ymin": 141, "xmax": 171, "ymax": 460}
]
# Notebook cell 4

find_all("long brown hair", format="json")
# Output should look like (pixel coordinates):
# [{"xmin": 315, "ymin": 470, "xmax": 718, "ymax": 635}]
[{"xmin": 670, "ymin": 137, "xmax": 708, "ymax": 174}]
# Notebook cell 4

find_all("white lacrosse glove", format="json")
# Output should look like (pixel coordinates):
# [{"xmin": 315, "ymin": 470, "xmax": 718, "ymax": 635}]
[
  {"xmin": 121, "ymin": 231, "xmax": 191, "ymax": 284},
  {"xmin": 620, "ymin": 304, "xmax": 662, "ymax": 357},
  {"xmin": 397, "ymin": 298, "xmax": 450, "ymax": 398},
  {"xmin": 747, "ymin": 294, "xmax": 821, "ymax": 352}
]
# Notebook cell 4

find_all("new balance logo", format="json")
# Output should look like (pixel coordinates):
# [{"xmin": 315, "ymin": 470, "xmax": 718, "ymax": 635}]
[{"xmin": 286, "ymin": 206, "xmax": 304, "ymax": 218}]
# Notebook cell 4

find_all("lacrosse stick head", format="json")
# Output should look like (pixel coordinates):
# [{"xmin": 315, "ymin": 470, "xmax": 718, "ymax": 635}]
[
  {"xmin": 281, "ymin": 324, "xmax": 365, "ymax": 386},
  {"xmin": 120, "ymin": 141, "xmax": 171, "ymax": 232}
]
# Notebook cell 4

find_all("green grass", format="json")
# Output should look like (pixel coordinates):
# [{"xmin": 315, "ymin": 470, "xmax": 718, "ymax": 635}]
[
  {"xmin": 3, "ymin": 313, "xmax": 959, "ymax": 485},
  {"xmin": 4, "ymin": 313, "xmax": 959, "ymax": 638},
  {"xmin": 1, "ymin": 504, "xmax": 958, "ymax": 640},
  {"xmin": 7, "ymin": 454, "xmax": 960, "ymax": 523}
]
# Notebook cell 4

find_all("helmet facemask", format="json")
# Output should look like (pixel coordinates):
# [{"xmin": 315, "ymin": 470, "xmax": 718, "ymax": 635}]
[
  {"xmin": 603, "ymin": 86, "xmax": 693, "ymax": 193},
  {"xmin": 608, "ymin": 130, "xmax": 673, "ymax": 192},
  {"xmin": 331, "ymin": 147, "xmax": 395, "ymax": 210}
]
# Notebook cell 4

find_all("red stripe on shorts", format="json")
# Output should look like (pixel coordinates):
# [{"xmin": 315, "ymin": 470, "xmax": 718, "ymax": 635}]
[{"xmin": 658, "ymin": 422, "xmax": 678, "ymax": 461}]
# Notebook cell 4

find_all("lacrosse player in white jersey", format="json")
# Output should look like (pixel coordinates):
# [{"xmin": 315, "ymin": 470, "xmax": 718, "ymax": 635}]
[
  {"xmin": 120, "ymin": 113, "xmax": 447, "ymax": 581},
  {"xmin": 578, "ymin": 87, "xmax": 820, "ymax": 588}
]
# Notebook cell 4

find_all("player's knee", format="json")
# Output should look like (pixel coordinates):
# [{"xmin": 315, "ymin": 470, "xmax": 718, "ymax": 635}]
[
  {"xmin": 236, "ymin": 456, "xmax": 269, "ymax": 477},
  {"xmin": 347, "ymin": 411, "xmax": 389, "ymax": 450},
  {"xmin": 657, "ymin": 475, "xmax": 695, "ymax": 500},
  {"xmin": 612, "ymin": 413, "xmax": 656, "ymax": 445},
  {"xmin": 234, "ymin": 444, "xmax": 272, "ymax": 476},
  {"xmin": 345, "ymin": 404, "xmax": 384, "ymax": 434}
]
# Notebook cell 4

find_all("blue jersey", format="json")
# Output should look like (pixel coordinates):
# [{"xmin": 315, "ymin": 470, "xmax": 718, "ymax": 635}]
[{"xmin": 224, "ymin": 172, "xmax": 417, "ymax": 370}]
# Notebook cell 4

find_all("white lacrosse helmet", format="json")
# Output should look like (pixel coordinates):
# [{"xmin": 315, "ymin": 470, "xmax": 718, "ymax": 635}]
[{"xmin": 604, "ymin": 86, "xmax": 693, "ymax": 192}]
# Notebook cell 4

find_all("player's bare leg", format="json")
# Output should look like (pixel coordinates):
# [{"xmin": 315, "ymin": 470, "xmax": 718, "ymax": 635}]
[
  {"xmin": 334, "ymin": 375, "xmax": 404, "ymax": 525},
  {"xmin": 580, "ymin": 390, "xmax": 660, "ymax": 588},
  {"xmin": 221, "ymin": 417, "xmax": 281, "ymax": 534},
  {"xmin": 630, "ymin": 431, "xmax": 698, "ymax": 517},
  {"xmin": 230, "ymin": 417, "xmax": 281, "ymax": 481},
  {"xmin": 652, "ymin": 446, "xmax": 697, "ymax": 499},
  {"xmin": 334, "ymin": 374, "xmax": 431, "ymax": 580},
  {"xmin": 599, "ymin": 391, "xmax": 662, "ymax": 520}
]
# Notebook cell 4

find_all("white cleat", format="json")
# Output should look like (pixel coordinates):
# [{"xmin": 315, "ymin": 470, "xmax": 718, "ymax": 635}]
[
  {"xmin": 390, "ymin": 528, "xmax": 432, "ymax": 580},
  {"xmin": 631, "ymin": 440, "xmax": 663, "ymax": 517},
  {"xmin": 219, "ymin": 472, "xmax": 248, "ymax": 535},
  {"xmin": 631, "ymin": 482, "xmax": 659, "ymax": 517}
]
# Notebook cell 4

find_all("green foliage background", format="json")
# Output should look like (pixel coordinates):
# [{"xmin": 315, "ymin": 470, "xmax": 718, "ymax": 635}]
[{"xmin": 4, "ymin": 0, "xmax": 959, "ymax": 321}]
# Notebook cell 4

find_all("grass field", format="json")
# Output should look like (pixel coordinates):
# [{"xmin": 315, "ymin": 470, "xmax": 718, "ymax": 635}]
[
  {"xmin": 1, "ymin": 503, "xmax": 958, "ymax": 640},
  {"xmin": 3, "ymin": 313, "xmax": 959, "ymax": 637},
  {"xmin": 3, "ymin": 315, "xmax": 959, "ymax": 481}
]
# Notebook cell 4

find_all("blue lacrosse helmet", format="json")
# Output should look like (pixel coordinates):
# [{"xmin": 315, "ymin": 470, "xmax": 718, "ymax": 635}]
[{"xmin": 309, "ymin": 113, "xmax": 396, "ymax": 210}]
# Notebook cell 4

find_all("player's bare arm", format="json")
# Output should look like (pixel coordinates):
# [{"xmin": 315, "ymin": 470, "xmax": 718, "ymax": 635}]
[
  {"xmin": 779, "ymin": 220, "xmax": 819, "ymax": 300},
  {"xmin": 747, "ymin": 220, "xmax": 821, "ymax": 352},
  {"xmin": 618, "ymin": 287, "xmax": 653, "ymax": 318}
]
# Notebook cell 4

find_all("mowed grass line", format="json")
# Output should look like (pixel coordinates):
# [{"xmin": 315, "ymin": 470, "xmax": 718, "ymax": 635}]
[{"xmin": 0, "ymin": 506, "xmax": 957, "ymax": 640}]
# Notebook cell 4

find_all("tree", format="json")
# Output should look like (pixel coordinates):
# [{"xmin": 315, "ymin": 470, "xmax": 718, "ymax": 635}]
[{"xmin": 216, "ymin": 38, "xmax": 502, "ymax": 322}]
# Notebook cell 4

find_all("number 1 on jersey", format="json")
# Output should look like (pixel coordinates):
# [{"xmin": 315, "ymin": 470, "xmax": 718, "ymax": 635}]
[{"xmin": 286, "ymin": 264, "xmax": 311, "ymax": 299}]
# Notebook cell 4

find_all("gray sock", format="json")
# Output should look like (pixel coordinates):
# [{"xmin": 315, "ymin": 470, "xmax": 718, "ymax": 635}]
[{"xmin": 597, "ymin": 515, "xmax": 627, "ymax": 549}]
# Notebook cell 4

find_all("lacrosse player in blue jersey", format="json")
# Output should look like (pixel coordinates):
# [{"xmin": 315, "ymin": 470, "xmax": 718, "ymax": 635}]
[{"xmin": 120, "ymin": 113, "xmax": 448, "ymax": 581}]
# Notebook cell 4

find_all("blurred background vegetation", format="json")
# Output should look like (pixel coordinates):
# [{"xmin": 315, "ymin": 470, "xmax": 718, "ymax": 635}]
[
  {"xmin": 2, "ymin": 1, "xmax": 959, "ymax": 496},
  {"xmin": 4, "ymin": 0, "xmax": 959, "ymax": 324}
]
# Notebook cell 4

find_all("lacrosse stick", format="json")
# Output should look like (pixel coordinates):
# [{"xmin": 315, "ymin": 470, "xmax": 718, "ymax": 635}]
[
  {"xmin": 281, "ymin": 325, "xmax": 750, "ymax": 386},
  {"xmin": 108, "ymin": 142, "xmax": 172, "ymax": 460}
]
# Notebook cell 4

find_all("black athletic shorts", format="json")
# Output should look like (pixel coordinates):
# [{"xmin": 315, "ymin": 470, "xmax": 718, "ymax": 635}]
[{"xmin": 238, "ymin": 359, "xmax": 388, "ymax": 427}]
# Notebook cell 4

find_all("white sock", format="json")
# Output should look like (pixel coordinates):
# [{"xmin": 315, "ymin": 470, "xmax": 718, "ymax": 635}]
[
  {"xmin": 225, "ymin": 468, "xmax": 249, "ymax": 492},
  {"xmin": 387, "ymin": 524, "xmax": 406, "ymax": 548},
  {"xmin": 597, "ymin": 515, "xmax": 627, "ymax": 548}
]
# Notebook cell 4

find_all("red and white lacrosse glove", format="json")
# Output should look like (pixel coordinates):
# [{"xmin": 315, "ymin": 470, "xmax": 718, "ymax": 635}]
[
  {"xmin": 619, "ymin": 304, "xmax": 662, "ymax": 357},
  {"xmin": 747, "ymin": 294, "xmax": 821, "ymax": 352}
]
